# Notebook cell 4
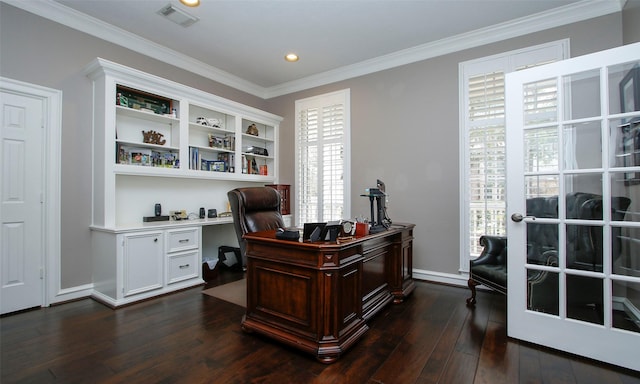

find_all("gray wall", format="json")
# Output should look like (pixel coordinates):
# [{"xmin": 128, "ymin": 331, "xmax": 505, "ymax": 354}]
[
  {"xmin": 0, "ymin": 3, "xmax": 268, "ymax": 289},
  {"xmin": 266, "ymin": 13, "xmax": 628, "ymax": 276},
  {"xmin": 1, "ymin": 2, "xmax": 637, "ymax": 290},
  {"xmin": 623, "ymin": 0, "xmax": 640, "ymax": 45}
]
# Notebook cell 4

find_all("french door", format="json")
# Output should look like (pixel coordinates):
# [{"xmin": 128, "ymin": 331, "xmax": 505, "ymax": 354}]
[{"xmin": 506, "ymin": 42, "xmax": 640, "ymax": 371}]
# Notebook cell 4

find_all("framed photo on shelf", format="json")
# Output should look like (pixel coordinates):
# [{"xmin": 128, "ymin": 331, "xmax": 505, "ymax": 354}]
[
  {"xmin": 621, "ymin": 119, "xmax": 640, "ymax": 185},
  {"xmin": 620, "ymin": 65, "xmax": 639, "ymax": 114},
  {"xmin": 128, "ymin": 148, "xmax": 152, "ymax": 166},
  {"xmin": 211, "ymin": 160, "xmax": 226, "ymax": 172}
]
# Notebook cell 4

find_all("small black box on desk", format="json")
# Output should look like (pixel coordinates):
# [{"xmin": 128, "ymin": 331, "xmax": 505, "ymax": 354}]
[
  {"xmin": 275, "ymin": 228, "xmax": 300, "ymax": 241},
  {"xmin": 143, "ymin": 215, "xmax": 169, "ymax": 222}
]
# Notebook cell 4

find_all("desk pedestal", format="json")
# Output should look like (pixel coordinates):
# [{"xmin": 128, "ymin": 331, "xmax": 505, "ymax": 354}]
[{"xmin": 241, "ymin": 224, "xmax": 415, "ymax": 363}]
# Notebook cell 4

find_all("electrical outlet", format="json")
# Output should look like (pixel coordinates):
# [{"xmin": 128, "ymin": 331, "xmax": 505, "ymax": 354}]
[{"xmin": 170, "ymin": 210, "xmax": 188, "ymax": 220}]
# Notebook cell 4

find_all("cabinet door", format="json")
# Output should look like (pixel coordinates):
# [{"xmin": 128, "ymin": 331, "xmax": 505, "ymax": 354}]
[{"xmin": 123, "ymin": 231, "xmax": 163, "ymax": 296}]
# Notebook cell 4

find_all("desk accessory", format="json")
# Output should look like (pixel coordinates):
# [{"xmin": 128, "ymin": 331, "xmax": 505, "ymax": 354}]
[{"xmin": 275, "ymin": 228, "xmax": 300, "ymax": 241}]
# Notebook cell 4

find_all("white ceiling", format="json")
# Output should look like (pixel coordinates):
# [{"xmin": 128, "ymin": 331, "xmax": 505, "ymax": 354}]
[{"xmin": 5, "ymin": 0, "xmax": 627, "ymax": 98}]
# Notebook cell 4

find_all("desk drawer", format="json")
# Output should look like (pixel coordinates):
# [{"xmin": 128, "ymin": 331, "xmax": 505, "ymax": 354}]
[
  {"xmin": 166, "ymin": 227, "xmax": 199, "ymax": 253},
  {"xmin": 167, "ymin": 250, "xmax": 199, "ymax": 284}
]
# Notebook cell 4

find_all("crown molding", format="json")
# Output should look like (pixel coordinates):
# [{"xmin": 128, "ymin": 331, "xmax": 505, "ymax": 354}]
[
  {"xmin": 264, "ymin": 0, "xmax": 624, "ymax": 98},
  {"xmin": 3, "ymin": 0, "xmax": 625, "ymax": 99},
  {"xmin": 2, "ymin": 0, "xmax": 265, "ymax": 97}
]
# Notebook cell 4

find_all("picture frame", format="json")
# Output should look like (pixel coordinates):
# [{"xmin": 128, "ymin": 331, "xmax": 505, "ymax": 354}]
[
  {"xmin": 116, "ymin": 85, "xmax": 172, "ymax": 115},
  {"xmin": 211, "ymin": 160, "xmax": 226, "ymax": 172},
  {"xmin": 128, "ymin": 148, "xmax": 152, "ymax": 166},
  {"xmin": 621, "ymin": 118, "xmax": 640, "ymax": 185},
  {"xmin": 620, "ymin": 65, "xmax": 639, "ymax": 114}
]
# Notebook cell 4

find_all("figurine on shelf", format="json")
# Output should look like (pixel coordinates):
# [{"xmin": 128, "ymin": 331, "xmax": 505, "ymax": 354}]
[
  {"xmin": 142, "ymin": 130, "xmax": 166, "ymax": 145},
  {"xmin": 246, "ymin": 123, "xmax": 259, "ymax": 136}
]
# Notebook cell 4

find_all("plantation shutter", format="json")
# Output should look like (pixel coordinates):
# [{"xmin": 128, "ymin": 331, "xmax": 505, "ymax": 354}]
[
  {"xmin": 296, "ymin": 90, "xmax": 350, "ymax": 225},
  {"xmin": 467, "ymin": 71, "xmax": 507, "ymax": 256},
  {"xmin": 460, "ymin": 41, "xmax": 567, "ymax": 266}
]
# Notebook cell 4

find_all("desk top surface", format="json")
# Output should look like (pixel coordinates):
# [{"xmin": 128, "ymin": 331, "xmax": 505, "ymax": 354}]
[{"xmin": 243, "ymin": 222, "xmax": 414, "ymax": 249}]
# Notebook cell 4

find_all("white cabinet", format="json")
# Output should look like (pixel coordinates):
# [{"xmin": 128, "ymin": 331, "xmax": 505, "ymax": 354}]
[
  {"xmin": 85, "ymin": 58, "xmax": 285, "ymax": 306},
  {"xmin": 91, "ymin": 225, "xmax": 204, "ymax": 307},
  {"xmin": 123, "ymin": 231, "xmax": 163, "ymax": 297}
]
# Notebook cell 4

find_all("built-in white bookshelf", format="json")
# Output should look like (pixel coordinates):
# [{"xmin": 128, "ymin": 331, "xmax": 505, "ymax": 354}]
[{"xmin": 84, "ymin": 58, "xmax": 283, "ymax": 306}]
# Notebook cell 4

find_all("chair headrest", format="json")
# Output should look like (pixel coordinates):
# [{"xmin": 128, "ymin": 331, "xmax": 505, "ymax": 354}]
[{"xmin": 233, "ymin": 187, "xmax": 281, "ymax": 212}]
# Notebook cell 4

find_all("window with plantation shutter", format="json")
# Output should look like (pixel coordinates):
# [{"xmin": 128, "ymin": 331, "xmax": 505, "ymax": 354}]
[
  {"xmin": 295, "ymin": 89, "xmax": 351, "ymax": 225},
  {"xmin": 459, "ymin": 40, "xmax": 568, "ymax": 272}
]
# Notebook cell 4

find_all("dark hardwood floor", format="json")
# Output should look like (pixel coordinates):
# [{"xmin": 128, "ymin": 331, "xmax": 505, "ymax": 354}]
[{"xmin": 2, "ymin": 270, "xmax": 639, "ymax": 384}]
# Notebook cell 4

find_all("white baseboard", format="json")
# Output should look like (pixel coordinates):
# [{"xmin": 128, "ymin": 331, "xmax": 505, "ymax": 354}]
[
  {"xmin": 412, "ymin": 268, "xmax": 493, "ymax": 292},
  {"xmin": 50, "ymin": 283, "xmax": 94, "ymax": 305},
  {"xmin": 413, "ymin": 268, "xmax": 468, "ymax": 287}
]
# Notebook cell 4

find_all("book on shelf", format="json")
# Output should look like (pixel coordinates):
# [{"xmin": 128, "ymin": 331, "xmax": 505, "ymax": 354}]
[
  {"xmin": 190, "ymin": 146, "xmax": 199, "ymax": 170},
  {"xmin": 243, "ymin": 155, "xmax": 259, "ymax": 174}
]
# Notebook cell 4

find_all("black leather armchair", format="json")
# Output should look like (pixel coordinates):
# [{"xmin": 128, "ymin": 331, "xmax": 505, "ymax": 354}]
[
  {"xmin": 466, "ymin": 235, "xmax": 507, "ymax": 305},
  {"xmin": 467, "ymin": 192, "xmax": 631, "ymax": 310},
  {"xmin": 527, "ymin": 193, "xmax": 630, "ymax": 315},
  {"xmin": 228, "ymin": 187, "xmax": 285, "ymax": 269}
]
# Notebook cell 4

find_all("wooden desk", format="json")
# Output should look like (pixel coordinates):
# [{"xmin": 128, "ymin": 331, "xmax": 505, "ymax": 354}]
[{"xmin": 241, "ymin": 223, "xmax": 415, "ymax": 363}]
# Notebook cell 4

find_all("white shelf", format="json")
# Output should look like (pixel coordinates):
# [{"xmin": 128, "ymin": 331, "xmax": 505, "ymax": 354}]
[
  {"xmin": 116, "ymin": 139, "xmax": 180, "ymax": 152},
  {"xmin": 241, "ymin": 132, "xmax": 275, "ymax": 143},
  {"xmin": 189, "ymin": 122, "xmax": 235, "ymax": 135},
  {"xmin": 116, "ymin": 105, "xmax": 179, "ymax": 124}
]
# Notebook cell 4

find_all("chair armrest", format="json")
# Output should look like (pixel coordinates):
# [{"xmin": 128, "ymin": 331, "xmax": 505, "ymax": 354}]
[{"xmin": 470, "ymin": 235, "xmax": 507, "ymax": 268}]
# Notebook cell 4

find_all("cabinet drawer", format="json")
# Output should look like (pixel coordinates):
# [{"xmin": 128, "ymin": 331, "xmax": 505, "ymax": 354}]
[
  {"xmin": 167, "ymin": 250, "xmax": 199, "ymax": 284},
  {"xmin": 166, "ymin": 227, "xmax": 199, "ymax": 252}
]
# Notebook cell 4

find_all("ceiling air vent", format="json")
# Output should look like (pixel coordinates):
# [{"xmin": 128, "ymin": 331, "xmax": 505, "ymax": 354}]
[{"xmin": 157, "ymin": 4, "xmax": 199, "ymax": 27}]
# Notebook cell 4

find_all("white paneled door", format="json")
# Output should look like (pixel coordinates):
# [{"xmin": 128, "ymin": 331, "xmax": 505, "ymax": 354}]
[
  {"xmin": 506, "ymin": 42, "xmax": 640, "ymax": 371},
  {"xmin": 0, "ymin": 88, "xmax": 44, "ymax": 314}
]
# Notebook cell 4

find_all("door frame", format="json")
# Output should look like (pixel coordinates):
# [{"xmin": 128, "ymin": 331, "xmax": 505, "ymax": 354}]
[{"xmin": 1, "ymin": 77, "xmax": 61, "ymax": 308}]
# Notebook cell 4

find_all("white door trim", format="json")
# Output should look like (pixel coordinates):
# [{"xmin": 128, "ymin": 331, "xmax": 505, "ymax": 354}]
[{"xmin": 1, "ymin": 77, "xmax": 62, "ymax": 307}]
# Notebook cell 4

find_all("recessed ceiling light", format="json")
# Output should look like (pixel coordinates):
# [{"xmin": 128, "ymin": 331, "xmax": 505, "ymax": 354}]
[
  {"xmin": 180, "ymin": 0, "xmax": 200, "ymax": 7},
  {"xmin": 285, "ymin": 53, "xmax": 299, "ymax": 62}
]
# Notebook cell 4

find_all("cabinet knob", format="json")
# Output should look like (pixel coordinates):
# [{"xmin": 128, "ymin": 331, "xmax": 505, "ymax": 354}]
[
  {"xmin": 179, "ymin": 264, "xmax": 190, "ymax": 269},
  {"xmin": 154, "ymin": 238, "xmax": 158, "ymax": 242},
  {"xmin": 179, "ymin": 239, "xmax": 189, "ymax": 243}
]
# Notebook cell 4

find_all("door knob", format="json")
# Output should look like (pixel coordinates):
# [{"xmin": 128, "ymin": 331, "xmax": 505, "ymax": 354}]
[{"xmin": 511, "ymin": 213, "xmax": 535, "ymax": 222}]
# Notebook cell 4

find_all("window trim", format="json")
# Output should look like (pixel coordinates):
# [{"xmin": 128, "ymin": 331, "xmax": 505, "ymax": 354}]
[
  {"xmin": 458, "ymin": 40, "xmax": 569, "ymax": 273},
  {"xmin": 294, "ymin": 88, "xmax": 351, "ymax": 226}
]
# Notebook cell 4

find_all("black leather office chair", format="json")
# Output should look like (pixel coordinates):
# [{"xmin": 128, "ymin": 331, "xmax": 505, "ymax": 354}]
[{"xmin": 228, "ymin": 187, "xmax": 285, "ymax": 269}]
